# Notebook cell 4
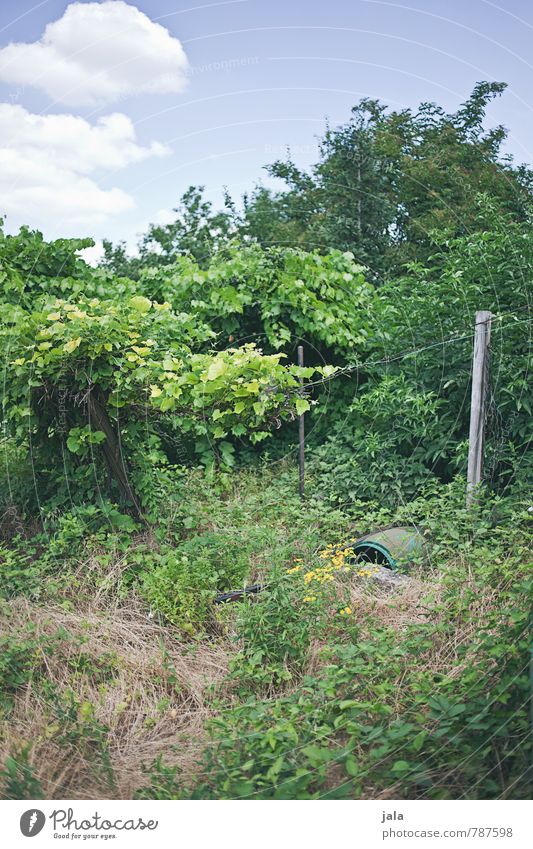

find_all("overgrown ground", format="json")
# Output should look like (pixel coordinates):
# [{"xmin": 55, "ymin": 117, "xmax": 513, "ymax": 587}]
[{"xmin": 0, "ymin": 464, "xmax": 531, "ymax": 800}]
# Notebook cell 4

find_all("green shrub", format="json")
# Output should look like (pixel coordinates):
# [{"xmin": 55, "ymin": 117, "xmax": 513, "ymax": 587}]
[
  {"xmin": 312, "ymin": 375, "xmax": 449, "ymax": 507},
  {"xmin": 0, "ymin": 746, "xmax": 44, "ymax": 800},
  {"xmin": 135, "ymin": 756, "xmax": 182, "ymax": 800},
  {"xmin": 0, "ymin": 632, "xmax": 41, "ymax": 713},
  {"xmin": 140, "ymin": 549, "xmax": 219, "ymax": 633},
  {"xmin": 229, "ymin": 567, "xmax": 316, "ymax": 692}
]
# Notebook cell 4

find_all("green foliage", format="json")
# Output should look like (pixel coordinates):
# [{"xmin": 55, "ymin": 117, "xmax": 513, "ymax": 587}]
[
  {"xmin": 0, "ymin": 631, "xmax": 41, "ymax": 713},
  {"xmin": 229, "ymin": 567, "xmax": 317, "ymax": 693},
  {"xmin": 381, "ymin": 210, "xmax": 531, "ymax": 472},
  {"xmin": 135, "ymin": 756, "xmax": 182, "ymax": 800},
  {"xmin": 140, "ymin": 547, "xmax": 227, "ymax": 633},
  {"xmin": 2, "ymin": 254, "xmax": 328, "ymax": 512},
  {"xmin": 182, "ymin": 490, "xmax": 532, "ymax": 800},
  {"xmin": 244, "ymin": 100, "xmax": 396, "ymax": 271},
  {"xmin": 102, "ymin": 186, "xmax": 238, "ymax": 276},
  {"xmin": 0, "ymin": 223, "xmax": 136, "ymax": 308},
  {"xmin": 137, "ymin": 468, "xmax": 347, "ymax": 634},
  {"xmin": 313, "ymin": 375, "xmax": 446, "ymax": 506},
  {"xmin": 138, "ymin": 243, "xmax": 376, "ymax": 354},
  {"xmin": 309, "ymin": 202, "xmax": 532, "ymax": 505},
  {"xmin": 0, "ymin": 541, "xmax": 54, "ymax": 600},
  {"xmin": 0, "ymin": 224, "xmax": 93, "ymax": 306},
  {"xmin": 242, "ymin": 83, "xmax": 532, "ymax": 277},
  {"xmin": 4, "ymin": 291, "xmax": 209, "ymax": 417},
  {"xmin": 0, "ymin": 746, "xmax": 44, "ymax": 800}
]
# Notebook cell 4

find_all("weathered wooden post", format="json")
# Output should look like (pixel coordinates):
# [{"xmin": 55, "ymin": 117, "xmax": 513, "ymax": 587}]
[
  {"xmin": 466, "ymin": 310, "xmax": 492, "ymax": 506},
  {"xmin": 298, "ymin": 345, "xmax": 305, "ymax": 499}
]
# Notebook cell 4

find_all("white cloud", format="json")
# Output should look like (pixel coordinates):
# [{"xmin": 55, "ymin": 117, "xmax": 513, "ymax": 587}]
[
  {"xmin": 78, "ymin": 240, "xmax": 105, "ymax": 266},
  {"xmin": 0, "ymin": 103, "xmax": 170, "ymax": 227},
  {"xmin": 0, "ymin": 1, "xmax": 189, "ymax": 106},
  {"xmin": 153, "ymin": 207, "xmax": 177, "ymax": 226}
]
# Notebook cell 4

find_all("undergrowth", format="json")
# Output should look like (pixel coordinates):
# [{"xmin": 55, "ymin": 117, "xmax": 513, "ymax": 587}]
[{"xmin": 0, "ymin": 466, "xmax": 530, "ymax": 800}]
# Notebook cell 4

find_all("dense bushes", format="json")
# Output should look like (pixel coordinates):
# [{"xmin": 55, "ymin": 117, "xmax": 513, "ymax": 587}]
[
  {"xmin": 136, "ymin": 244, "xmax": 376, "ymax": 354},
  {"xmin": 308, "ymin": 206, "xmax": 532, "ymax": 506},
  {"xmin": 1, "ymin": 241, "xmax": 332, "ymax": 518},
  {"xmin": 1, "ymin": 204, "xmax": 530, "ymax": 519},
  {"xmin": 312, "ymin": 375, "xmax": 446, "ymax": 506}
]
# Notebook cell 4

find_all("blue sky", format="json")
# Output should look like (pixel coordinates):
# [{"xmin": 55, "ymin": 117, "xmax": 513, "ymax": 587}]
[{"xmin": 1, "ymin": 0, "xmax": 532, "ymax": 255}]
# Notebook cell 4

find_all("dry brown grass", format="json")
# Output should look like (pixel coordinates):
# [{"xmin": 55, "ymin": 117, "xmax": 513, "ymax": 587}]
[
  {"xmin": 0, "ymin": 595, "xmax": 231, "ymax": 799},
  {"xmin": 347, "ymin": 568, "xmax": 431, "ymax": 630},
  {"xmin": 338, "ymin": 561, "xmax": 502, "ymax": 678},
  {"xmin": 1, "ymin": 554, "xmax": 507, "ymax": 800}
]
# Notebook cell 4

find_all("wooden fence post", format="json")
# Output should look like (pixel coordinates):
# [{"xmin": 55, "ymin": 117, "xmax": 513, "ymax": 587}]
[
  {"xmin": 466, "ymin": 310, "xmax": 492, "ymax": 506},
  {"xmin": 297, "ymin": 345, "xmax": 305, "ymax": 499}
]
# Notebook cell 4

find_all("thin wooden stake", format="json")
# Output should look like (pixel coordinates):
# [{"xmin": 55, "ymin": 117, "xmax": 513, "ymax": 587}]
[
  {"xmin": 466, "ymin": 310, "xmax": 492, "ymax": 506},
  {"xmin": 298, "ymin": 344, "xmax": 305, "ymax": 499}
]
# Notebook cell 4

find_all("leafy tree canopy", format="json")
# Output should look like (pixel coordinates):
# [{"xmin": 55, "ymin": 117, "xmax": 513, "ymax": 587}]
[{"xmin": 241, "ymin": 82, "xmax": 533, "ymax": 277}]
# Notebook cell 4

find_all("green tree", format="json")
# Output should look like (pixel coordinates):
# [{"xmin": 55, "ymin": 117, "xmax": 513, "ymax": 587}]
[
  {"xmin": 102, "ymin": 186, "xmax": 238, "ymax": 279},
  {"xmin": 242, "ymin": 83, "xmax": 533, "ymax": 277},
  {"xmin": 242, "ymin": 165, "xmax": 320, "ymax": 252}
]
